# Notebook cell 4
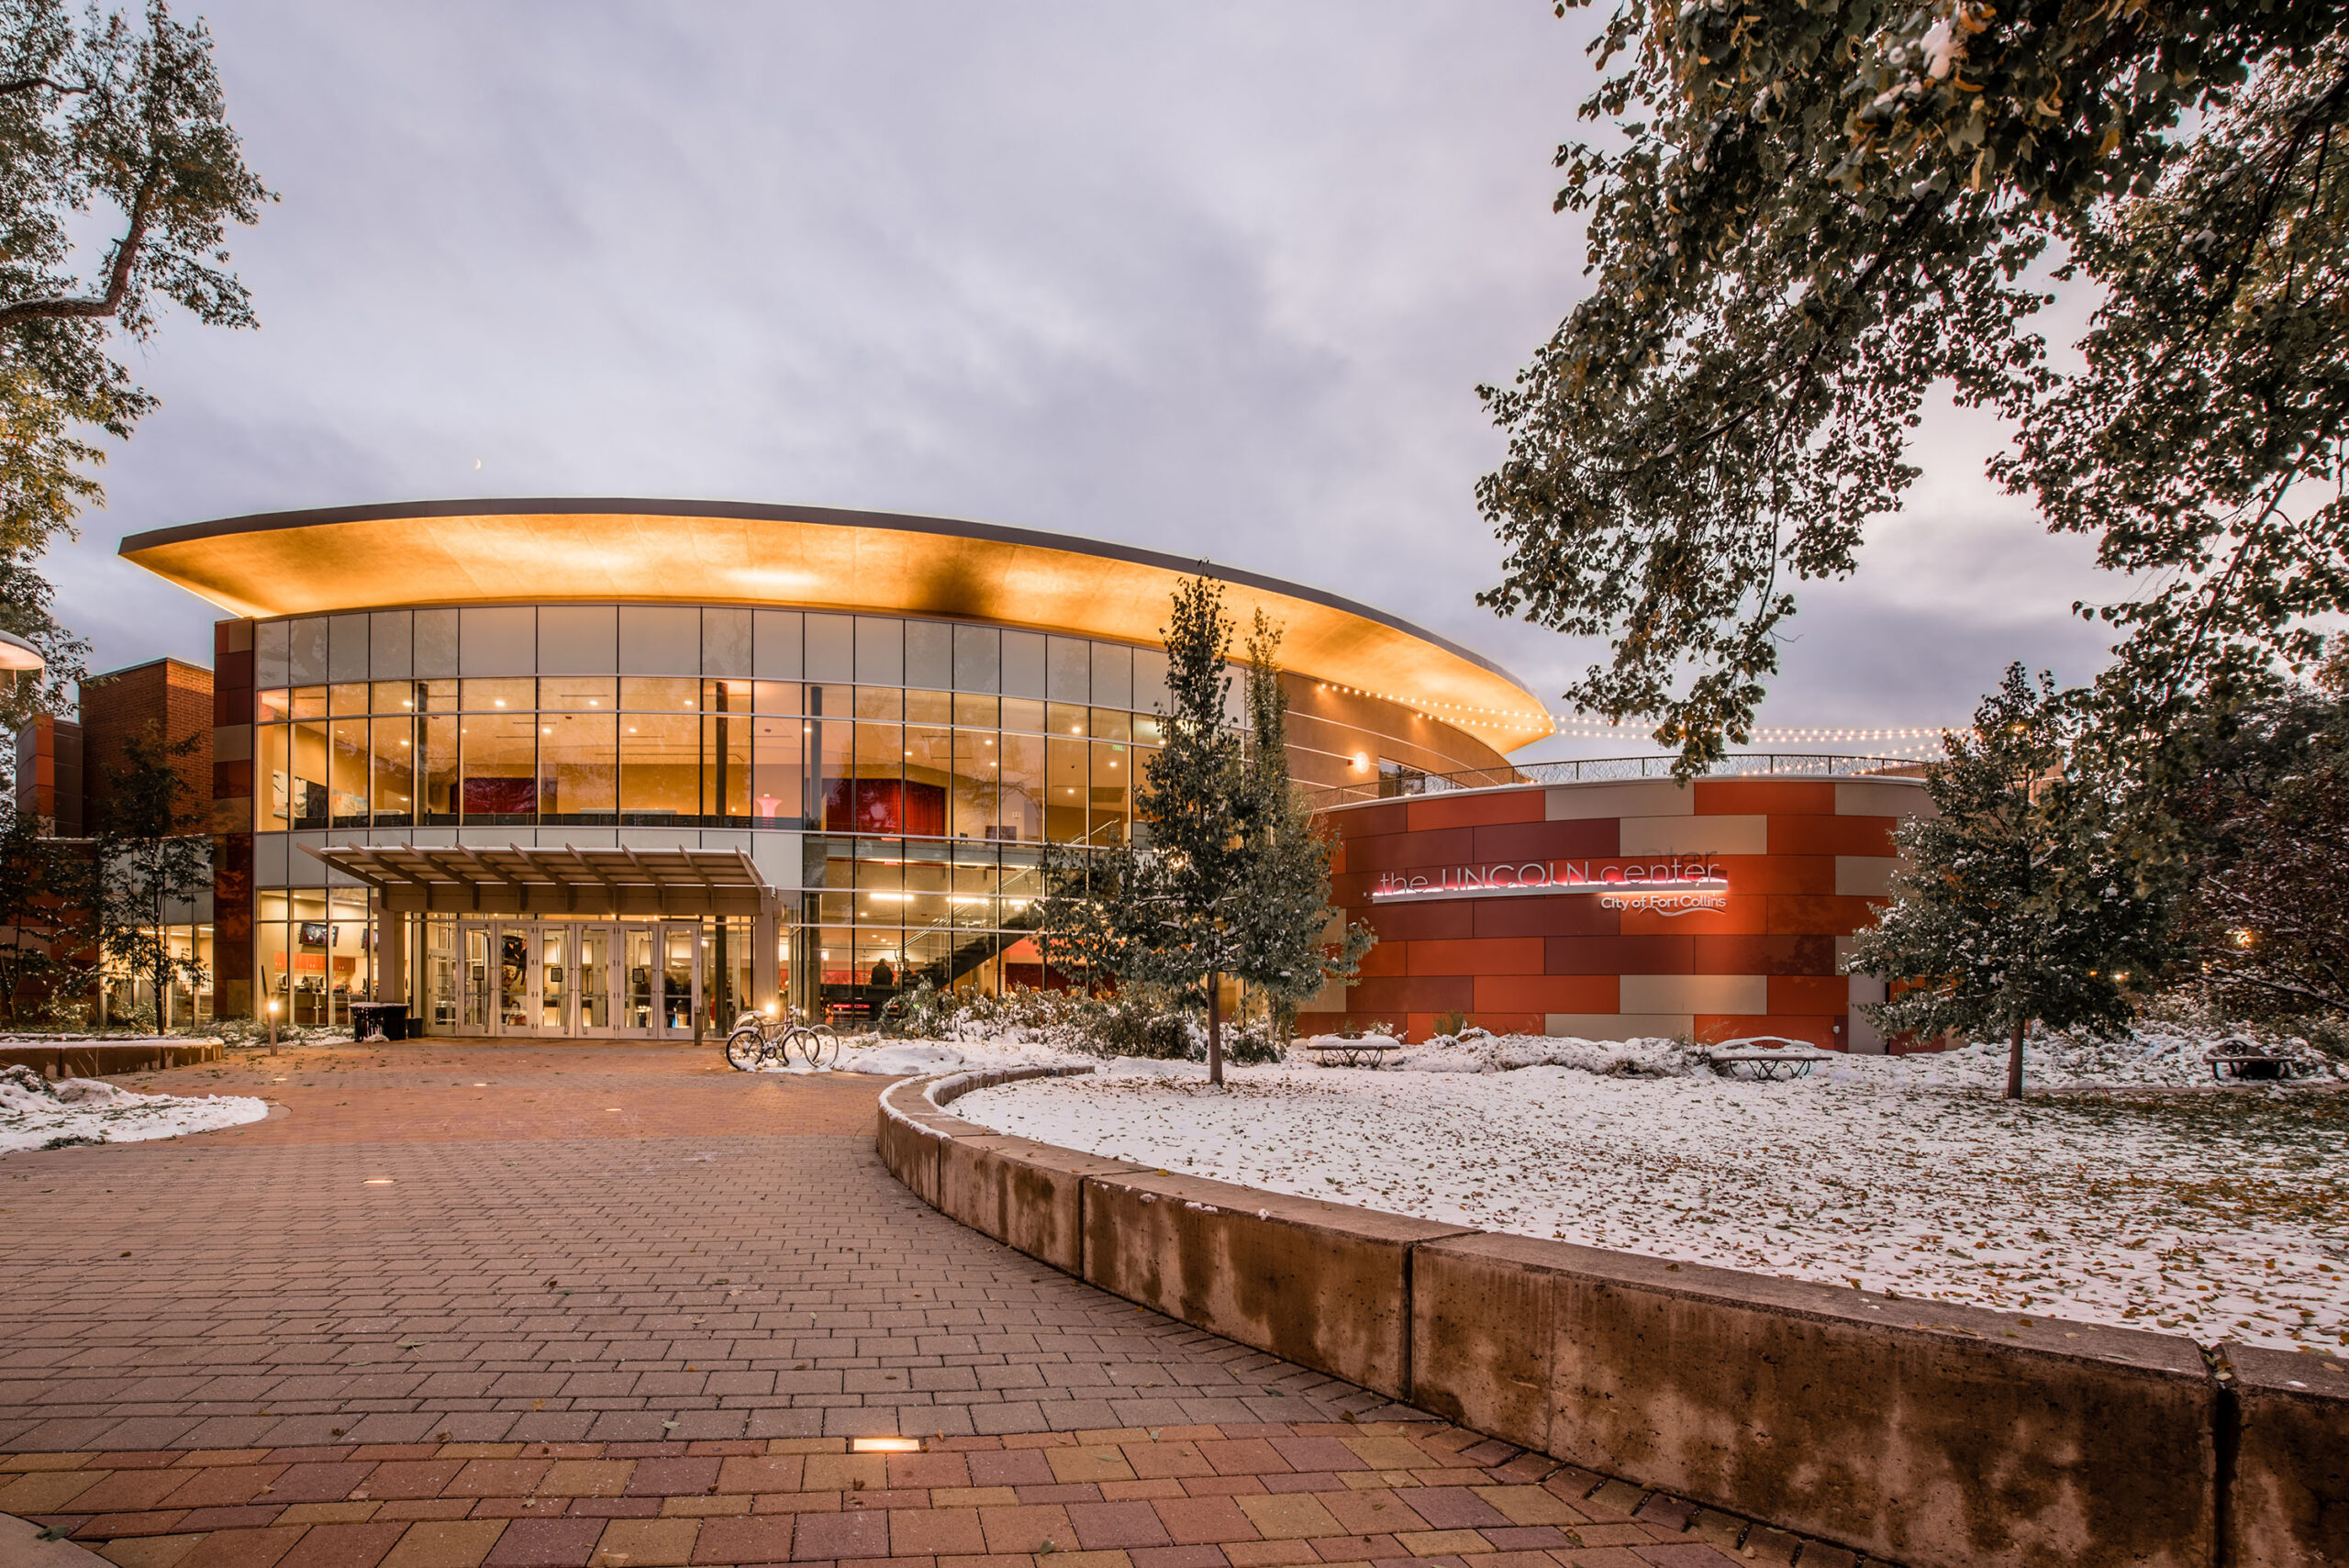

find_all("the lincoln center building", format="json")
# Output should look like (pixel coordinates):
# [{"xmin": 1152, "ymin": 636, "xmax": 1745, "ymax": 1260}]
[{"xmin": 117, "ymin": 498, "xmax": 1927, "ymax": 1047}]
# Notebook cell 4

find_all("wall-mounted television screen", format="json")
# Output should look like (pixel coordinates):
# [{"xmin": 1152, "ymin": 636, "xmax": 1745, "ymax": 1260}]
[{"xmin": 298, "ymin": 921, "xmax": 329, "ymax": 946}]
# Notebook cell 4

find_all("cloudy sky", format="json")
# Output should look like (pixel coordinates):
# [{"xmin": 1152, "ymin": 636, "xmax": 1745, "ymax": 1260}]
[{"xmin": 44, "ymin": 1, "xmax": 2119, "ymax": 760}]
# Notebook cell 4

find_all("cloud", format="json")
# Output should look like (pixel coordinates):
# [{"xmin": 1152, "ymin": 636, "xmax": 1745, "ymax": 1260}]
[{"xmin": 41, "ymin": 0, "xmax": 2119, "ymax": 751}]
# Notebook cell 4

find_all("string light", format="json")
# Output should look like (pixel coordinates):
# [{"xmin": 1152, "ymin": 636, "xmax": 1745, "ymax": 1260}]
[{"xmin": 1299, "ymin": 679, "xmax": 1973, "ymax": 759}]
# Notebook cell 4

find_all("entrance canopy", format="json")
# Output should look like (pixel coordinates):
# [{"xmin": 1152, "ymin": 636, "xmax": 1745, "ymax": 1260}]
[{"xmin": 304, "ymin": 842, "xmax": 781, "ymax": 918}]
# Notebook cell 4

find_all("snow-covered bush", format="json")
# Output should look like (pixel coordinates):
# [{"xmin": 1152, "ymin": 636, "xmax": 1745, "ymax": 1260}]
[
  {"xmin": 886, "ymin": 982, "xmax": 1285, "ymax": 1063},
  {"xmin": 1383, "ymin": 1031, "xmax": 1699, "ymax": 1077}
]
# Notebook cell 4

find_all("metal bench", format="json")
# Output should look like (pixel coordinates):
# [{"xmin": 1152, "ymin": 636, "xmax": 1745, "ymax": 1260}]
[
  {"xmin": 1300, "ymin": 1037, "xmax": 1396, "ymax": 1069},
  {"xmin": 1702, "ymin": 1037, "xmax": 1837, "ymax": 1081},
  {"xmin": 2204, "ymin": 1038, "xmax": 2321, "ymax": 1083}
]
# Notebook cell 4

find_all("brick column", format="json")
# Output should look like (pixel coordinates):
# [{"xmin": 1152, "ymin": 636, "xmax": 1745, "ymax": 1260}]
[{"xmin": 212, "ymin": 619, "xmax": 257, "ymax": 1018}]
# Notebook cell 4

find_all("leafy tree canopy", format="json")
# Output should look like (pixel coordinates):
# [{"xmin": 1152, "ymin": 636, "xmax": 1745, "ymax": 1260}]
[
  {"xmin": 2165, "ymin": 648, "xmax": 2349, "ymax": 1034},
  {"xmin": 0, "ymin": 0, "xmax": 269, "ymax": 723},
  {"xmin": 1480, "ymin": 0, "xmax": 2349, "ymax": 772}
]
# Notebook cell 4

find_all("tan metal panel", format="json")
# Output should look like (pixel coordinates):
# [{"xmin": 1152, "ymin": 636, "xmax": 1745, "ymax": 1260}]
[
  {"xmin": 1619, "ymin": 815, "xmax": 1766, "ymax": 855},
  {"xmin": 1543, "ymin": 779, "xmax": 1697, "ymax": 821},
  {"xmin": 1544, "ymin": 1011, "xmax": 1693, "ymax": 1041},
  {"xmin": 1619, "ymin": 974, "xmax": 1767, "ymax": 1016},
  {"xmin": 1835, "ymin": 779, "xmax": 1934, "ymax": 817},
  {"xmin": 1835, "ymin": 856, "xmax": 1898, "ymax": 896}
]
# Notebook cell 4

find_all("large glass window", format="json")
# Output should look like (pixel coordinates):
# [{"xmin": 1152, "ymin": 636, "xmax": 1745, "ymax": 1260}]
[
  {"xmin": 257, "ymin": 723, "xmax": 290, "ymax": 831},
  {"xmin": 1045, "ymin": 733, "xmax": 1086, "ymax": 843},
  {"xmin": 419, "ymin": 715, "xmax": 460, "ymax": 823},
  {"xmin": 620, "ymin": 713, "xmax": 696, "ymax": 820},
  {"xmin": 289, "ymin": 718, "xmax": 328, "ymax": 828},
  {"xmin": 702, "ymin": 679, "xmax": 751, "ymax": 823},
  {"xmin": 541, "ymin": 712, "xmax": 617, "ymax": 822},
  {"xmin": 245, "ymin": 608, "xmax": 1295, "ymax": 1016},
  {"xmin": 998, "ymin": 730, "xmax": 1043, "ymax": 842},
  {"xmin": 752, "ymin": 713, "xmax": 803, "ymax": 825},
  {"xmin": 1091, "ymin": 739, "xmax": 1130, "ymax": 844},
  {"xmin": 370, "ymin": 717, "xmax": 414, "ymax": 825},
  {"xmin": 329, "ymin": 719, "xmax": 370, "ymax": 827},
  {"xmin": 462, "ymin": 710, "xmax": 537, "ymax": 823}
]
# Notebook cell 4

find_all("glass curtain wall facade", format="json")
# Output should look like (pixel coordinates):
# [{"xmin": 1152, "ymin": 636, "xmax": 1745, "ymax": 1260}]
[{"xmin": 247, "ymin": 606, "xmax": 1191, "ymax": 1023}]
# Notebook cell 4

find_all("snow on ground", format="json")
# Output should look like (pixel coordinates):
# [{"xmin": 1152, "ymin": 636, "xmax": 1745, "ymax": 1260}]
[
  {"xmin": 0, "ymin": 1065, "xmax": 268, "ymax": 1153},
  {"xmin": 952, "ymin": 1034, "xmax": 2349, "ymax": 1351}
]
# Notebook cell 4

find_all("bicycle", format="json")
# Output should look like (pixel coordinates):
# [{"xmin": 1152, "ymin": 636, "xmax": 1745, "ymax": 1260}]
[{"xmin": 723, "ymin": 1008, "xmax": 841, "ymax": 1071}]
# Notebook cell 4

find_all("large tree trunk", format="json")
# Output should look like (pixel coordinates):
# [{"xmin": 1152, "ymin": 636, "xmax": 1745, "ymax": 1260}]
[
  {"xmin": 2005, "ymin": 1015, "xmax": 2026, "ymax": 1100},
  {"xmin": 1207, "ymin": 970, "xmax": 1223, "ymax": 1086}
]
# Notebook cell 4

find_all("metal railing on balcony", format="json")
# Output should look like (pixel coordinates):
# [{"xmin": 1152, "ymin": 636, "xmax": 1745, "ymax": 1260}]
[{"xmin": 1302, "ymin": 752, "xmax": 1930, "ymax": 811}]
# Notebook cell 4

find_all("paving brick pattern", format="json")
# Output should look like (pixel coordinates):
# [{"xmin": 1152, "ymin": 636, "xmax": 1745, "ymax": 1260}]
[
  {"xmin": 1, "ymin": 1423, "xmax": 1761, "ymax": 1567},
  {"xmin": 0, "ymin": 1045, "xmax": 1869, "ymax": 1564},
  {"xmin": 1, "ymin": 1046, "xmax": 1386, "ymax": 1451}
]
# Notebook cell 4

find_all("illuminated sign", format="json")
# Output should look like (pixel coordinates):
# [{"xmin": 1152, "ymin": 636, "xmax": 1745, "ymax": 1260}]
[
  {"xmin": 1598, "ymin": 889, "xmax": 1729, "ymax": 917},
  {"xmin": 1370, "ymin": 858, "xmax": 1727, "ymax": 903}
]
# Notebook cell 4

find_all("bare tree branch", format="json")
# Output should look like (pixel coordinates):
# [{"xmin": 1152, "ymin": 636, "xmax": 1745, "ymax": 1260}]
[
  {"xmin": 0, "ymin": 73, "xmax": 90, "ymax": 97},
  {"xmin": 0, "ymin": 161, "xmax": 161, "ymax": 327}
]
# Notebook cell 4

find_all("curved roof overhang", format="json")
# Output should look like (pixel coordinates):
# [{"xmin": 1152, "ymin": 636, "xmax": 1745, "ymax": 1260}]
[{"xmin": 119, "ymin": 498, "xmax": 1553, "ymax": 752}]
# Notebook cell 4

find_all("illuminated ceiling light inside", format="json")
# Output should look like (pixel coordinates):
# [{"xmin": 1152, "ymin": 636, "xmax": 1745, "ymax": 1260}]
[
  {"xmin": 495, "ymin": 699, "xmax": 506, "ymax": 706},
  {"xmin": 362, "ymin": 1177, "xmax": 395, "ymax": 1185}
]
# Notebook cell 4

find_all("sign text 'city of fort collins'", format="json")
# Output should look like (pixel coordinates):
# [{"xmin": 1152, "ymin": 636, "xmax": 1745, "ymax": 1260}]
[{"xmin": 1370, "ymin": 857, "xmax": 1729, "ymax": 908}]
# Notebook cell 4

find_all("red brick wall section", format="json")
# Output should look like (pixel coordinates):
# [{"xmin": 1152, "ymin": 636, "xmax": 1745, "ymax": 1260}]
[
  {"xmin": 212, "ymin": 619, "xmax": 255, "ymax": 1018},
  {"xmin": 78, "ymin": 658, "xmax": 214, "ymax": 832},
  {"xmin": 1301, "ymin": 774, "xmax": 1933, "ymax": 1049}
]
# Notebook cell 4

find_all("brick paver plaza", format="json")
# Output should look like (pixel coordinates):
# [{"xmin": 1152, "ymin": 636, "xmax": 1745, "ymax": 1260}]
[{"xmin": 0, "ymin": 1045, "xmax": 1769, "ymax": 1567}]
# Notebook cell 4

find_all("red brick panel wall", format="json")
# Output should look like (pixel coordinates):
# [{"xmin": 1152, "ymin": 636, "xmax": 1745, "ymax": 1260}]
[
  {"xmin": 1301, "ymin": 774, "xmax": 1932, "ymax": 1051},
  {"xmin": 212, "ymin": 620, "xmax": 256, "ymax": 1018},
  {"xmin": 78, "ymin": 659, "xmax": 214, "ymax": 832}
]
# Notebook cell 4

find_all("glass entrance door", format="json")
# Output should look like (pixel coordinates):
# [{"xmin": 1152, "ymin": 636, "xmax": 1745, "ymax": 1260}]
[
  {"xmin": 496, "ymin": 929, "xmax": 529, "ymax": 1029},
  {"xmin": 624, "ymin": 927, "xmax": 655, "ymax": 1032},
  {"xmin": 448, "ymin": 920, "xmax": 692, "ymax": 1039},
  {"xmin": 578, "ymin": 927, "xmax": 612, "ymax": 1033},
  {"xmin": 462, "ymin": 925, "xmax": 492, "ymax": 1031},
  {"xmin": 539, "ymin": 927, "xmax": 569, "ymax": 1031},
  {"xmin": 659, "ymin": 923, "xmax": 698, "ymax": 1038}
]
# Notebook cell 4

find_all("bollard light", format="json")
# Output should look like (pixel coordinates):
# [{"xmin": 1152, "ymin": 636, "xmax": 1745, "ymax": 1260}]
[{"xmin": 267, "ymin": 997, "xmax": 279, "ymax": 1056}]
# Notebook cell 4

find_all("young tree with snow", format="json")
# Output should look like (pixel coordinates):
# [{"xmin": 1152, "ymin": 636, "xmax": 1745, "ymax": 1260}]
[
  {"xmin": 1478, "ymin": 5, "xmax": 2349, "ymax": 775},
  {"xmin": 91, "ymin": 725, "xmax": 208, "ymax": 1029},
  {"xmin": 0, "ymin": 795, "xmax": 89, "ymax": 1023},
  {"xmin": 1038, "ymin": 584, "xmax": 1374, "ymax": 1082},
  {"xmin": 1847, "ymin": 664, "xmax": 2172, "ymax": 1098},
  {"xmin": 1228, "ymin": 610, "xmax": 1374, "ymax": 1036},
  {"xmin": 1037, "ymin": 577, "xmax": 1253, "ymax": 1083}
]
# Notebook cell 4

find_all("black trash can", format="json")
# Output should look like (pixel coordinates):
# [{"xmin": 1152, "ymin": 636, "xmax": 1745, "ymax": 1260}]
[{"xmin": 350, "ymin": 1001, "xmax": 409, "ymax": 1042}]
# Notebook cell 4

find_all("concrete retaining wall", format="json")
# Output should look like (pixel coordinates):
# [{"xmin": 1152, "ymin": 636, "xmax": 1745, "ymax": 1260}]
[
  {"xmin": 0, "ymin": 1039, "xmax": 225, "ymax": 1077},
  {"xmin": 879, "ymin": 1070, "xmax": 2348, "ymax": 1568}
]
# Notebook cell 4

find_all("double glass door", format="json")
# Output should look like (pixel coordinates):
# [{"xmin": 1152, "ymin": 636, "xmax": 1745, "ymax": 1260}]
[{"xmin": 456, "ymin": 920, "xmax": 698, "ymax": 1038}]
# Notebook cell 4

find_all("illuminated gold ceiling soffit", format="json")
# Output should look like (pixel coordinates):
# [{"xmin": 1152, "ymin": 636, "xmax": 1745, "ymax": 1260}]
[{"xmin": 120, "ymin": 499, "xmax": 1552, "ymax": 752}]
